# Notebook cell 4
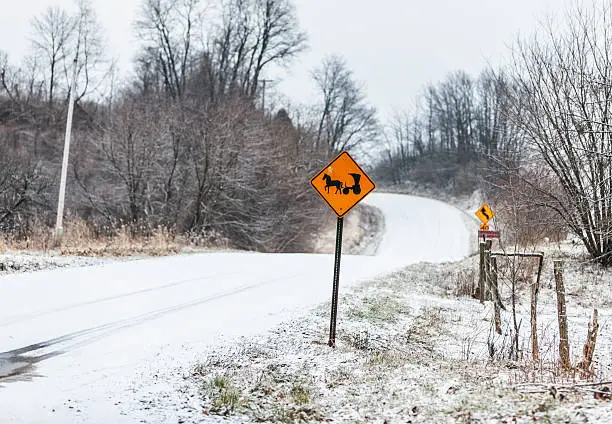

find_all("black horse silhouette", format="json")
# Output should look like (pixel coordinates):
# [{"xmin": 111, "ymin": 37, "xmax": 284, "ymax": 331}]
[{"xmin": 322, "ymin": 174, "xmax": 343, "ymax": 194}]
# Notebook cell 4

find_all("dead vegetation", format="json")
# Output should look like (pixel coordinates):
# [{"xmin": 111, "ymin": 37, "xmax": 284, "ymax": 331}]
[
  {"xmin": 0, "ymin": 203, "xmax": 377, "ymax": 257},
  {"xmin": 185, "ymin": 282, "xmax": 442, "ymax": 422},
  {"xmin": 192, "ymin": 350, "xmax": 326, "ymax": 422},
  {"xmin": 456, "ymin": 236, "xmax": 611, "ymax": 399},
  {"xmin": 173, "ymin": 255, "xmax": 610, "ymax": 423},
  {"xmin": 0, "ymin": 218, "xmax": 186, "ymax": 256}
]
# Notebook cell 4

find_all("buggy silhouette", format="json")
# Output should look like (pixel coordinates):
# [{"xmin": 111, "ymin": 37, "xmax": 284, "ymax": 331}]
[{"xmin": 343, "ymin": 173, "xmax": 361, "ymax": 195}]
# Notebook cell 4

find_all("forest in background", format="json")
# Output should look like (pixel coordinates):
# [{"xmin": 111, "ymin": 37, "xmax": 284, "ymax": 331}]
[
  {"xmin": 0, "ymin": 0, "xmax": 377, "ymax": 253},
  {"xmin": 3, "ymin": 0, "xmax": 612, "ymax": 265},
  {"xmin": 375, "ymin": 2, "xmax": 612, "ymax": 265}
]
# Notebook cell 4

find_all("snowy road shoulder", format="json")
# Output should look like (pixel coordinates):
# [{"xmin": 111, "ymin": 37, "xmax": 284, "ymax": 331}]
[{"xmin": 148, "ymin": 258, "xmax": 612, "ymax": 423}]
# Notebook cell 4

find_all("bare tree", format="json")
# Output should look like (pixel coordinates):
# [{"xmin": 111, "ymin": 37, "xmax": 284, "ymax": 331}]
[
  {"xmin": 245, "ymin": 0, "xmax": 306, "ymax": 98},
  {"xmin": 376, "ymin": 111, "xmax": 424, "ymax": 184},
  {"xmin": 0, "ymin": 52, "xmax": 51, "ymax": 157},
  {"xmin": 29, "ymin": 1, "xmax": 105, "ymax": 107},
  {"xmin": 0, "ymin": 51, "xmax": 11, "ymax": 99},
  {"xmin": 475, "ymin": 70, "xmax": 524, "ymax": 165},
  {"xmin": 72, "ymin": 0, "xmax": 106, "ymax": 101},
  {"xmin": 30, "ymin": 6, "xmax": 75, "ymax": 108},
  {"xmin": 96, "ymin": 100, "xmax": 170, "ymax": 225},
  {"xmin": 135, "ymin": 0, "xmax": 203, "ymax": 99},
  {"xmin": 425, "ymin": 71, "xmax": 476, "ymax": 163},
  {"xmin": 509, "ymin": 2, "xmax": 612, "ymax": 264},
  {"xmin": 198, "ymin": 0, "xmax": 306, "ymax": 102},
  {"xmin": 312, "ymin": 55, "xmax": 378, "ymax": 154}
]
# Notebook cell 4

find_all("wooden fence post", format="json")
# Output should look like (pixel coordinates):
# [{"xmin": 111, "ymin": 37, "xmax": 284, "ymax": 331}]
[
  {"xmin": 530, "ymin": 270, "xmax": 540, "ymax": 362},
  {"xmin": 578, "ymin": 309, "xmax": 598, "ymax": 378},
  {"xmin": 530, "ymin": 252, "xmax": 544, "ymax": 362},
  {"xmin": 484, "ymin": 240, "xmax": 493, "ymax": 301},
  {"xmin": 554, "ymin": 260, "xmax": 571, "ymax": 370},
  {"xmin": 479, "ymin": 241, "xmax": 486, "ymax": 303},
  {"xmin": 489, "ymin": 251, "xmax": 543, "ymax": 361},
  {"xmin": 491, "ymin": 256, "xmax": 502, "ymax": 335}
]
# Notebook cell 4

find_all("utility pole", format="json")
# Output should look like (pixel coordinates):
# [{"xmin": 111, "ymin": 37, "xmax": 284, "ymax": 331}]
[
  {"xmin": 260, "ymin": 79, "xmax": 273, "ymax": 111},
  {"xmin": 55, "ymin": 54, "xmax": 78, "ymax": 244}
]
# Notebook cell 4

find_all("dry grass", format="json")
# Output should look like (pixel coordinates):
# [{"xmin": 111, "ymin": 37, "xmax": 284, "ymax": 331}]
[
  {"xmin": 60, "ymin": 221, "xmax": 181, "ymax": 257},
  {"xmin": 0, "ymin": 218, "xmax": 183, "ymax": 257},
  {"xmin": 455, "ymin": 268, "xmax": 476, "ymax": 297}
]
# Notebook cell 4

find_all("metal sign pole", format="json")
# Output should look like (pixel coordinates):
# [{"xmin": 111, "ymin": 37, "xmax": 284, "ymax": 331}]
[
  {"xmin": 309, "ymin": 151, "xmax": 375, "ymax": 347},
  {"xmin": 328, "ymin": 217, "xmax": 344, "ymax": 347}
]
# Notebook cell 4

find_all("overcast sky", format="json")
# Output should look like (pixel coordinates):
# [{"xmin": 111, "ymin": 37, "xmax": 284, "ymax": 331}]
[{"xmin": 1, "ymin": 0, "xmax": 575, "ymax": 121}]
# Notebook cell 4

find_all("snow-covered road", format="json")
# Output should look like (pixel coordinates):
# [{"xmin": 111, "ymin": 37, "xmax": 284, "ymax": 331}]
[{"xmin": 0, "ymin": 193, "xmax": 474, "ymax": 423}]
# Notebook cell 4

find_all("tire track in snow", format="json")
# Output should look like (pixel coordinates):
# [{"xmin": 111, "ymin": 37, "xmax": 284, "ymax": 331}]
[
  {"xmin": 0, "ymin": 272, "xmax": 302, "ymax": 380},
  {"xmin": 0, "ymin": 270, "xmax": 239, "ymax": 327}
]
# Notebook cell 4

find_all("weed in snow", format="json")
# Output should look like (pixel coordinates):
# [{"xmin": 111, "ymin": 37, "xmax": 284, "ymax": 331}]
[{"xmin": 133, "ymin": 247, "xmax": 612, "ymax": 423}]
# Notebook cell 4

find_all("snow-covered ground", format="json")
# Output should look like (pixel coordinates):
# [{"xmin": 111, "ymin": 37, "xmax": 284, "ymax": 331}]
[
  {"xmin": 0, "ymin": 193, "xmax": 474, "ymax": 423},
  {"xmin": 176, "ymin": 255, "xmax": 612, "ymax": 423}
]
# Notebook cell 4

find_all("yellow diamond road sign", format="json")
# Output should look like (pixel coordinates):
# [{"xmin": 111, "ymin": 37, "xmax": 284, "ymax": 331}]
[
  {"xmin": 475, "ymin": 204, "xmax": 495, "ymax": 225},
  {"xmin": 311, "ymin": 151, "xmax": 376, "ymax": 218}
]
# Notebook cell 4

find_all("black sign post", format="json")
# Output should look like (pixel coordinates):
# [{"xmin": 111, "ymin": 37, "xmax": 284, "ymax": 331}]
[{"xmin": 328, "ymin": 217, "xmax": 344, "ymax": 348}]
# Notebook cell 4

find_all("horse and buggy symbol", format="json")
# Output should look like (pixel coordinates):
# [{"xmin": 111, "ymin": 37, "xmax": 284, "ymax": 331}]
[
  {"xmin": 322, "ymin": 173, "xmax": 362, "ymax": 195},
  {"xmin": 310, "ymin": 150, "xmax": 375, "ymax": 218}
]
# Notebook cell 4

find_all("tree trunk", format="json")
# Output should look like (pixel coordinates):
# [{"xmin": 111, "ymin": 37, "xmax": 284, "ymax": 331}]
[{"xmin": 554, "ymin": 260, "xmax": 571, "ymax": 371}]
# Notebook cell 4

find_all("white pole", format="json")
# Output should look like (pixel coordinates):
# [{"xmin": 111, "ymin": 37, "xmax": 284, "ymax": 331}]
[{"xmin": 55, "ymin": 56, "xmax": 78, "ymax": 244}]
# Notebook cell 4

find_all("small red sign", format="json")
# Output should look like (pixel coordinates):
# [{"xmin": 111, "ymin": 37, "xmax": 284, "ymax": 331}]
[{"xmin": 478, "ymin": 230, "xmax": 501, "ymax": 239}]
